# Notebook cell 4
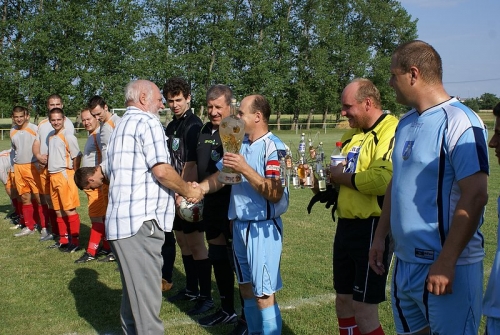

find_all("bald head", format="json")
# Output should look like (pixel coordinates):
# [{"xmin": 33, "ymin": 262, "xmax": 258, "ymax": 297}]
[{"xmin": 124, "ymin": 80, "xmax": 165, "ymax": 114}]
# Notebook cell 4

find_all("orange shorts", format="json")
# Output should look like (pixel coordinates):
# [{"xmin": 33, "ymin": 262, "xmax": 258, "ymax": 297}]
[
  {"xmin": 6, "ymin": 171, "xmax": 14, "ymax": 190},
  {"xmin": 84, "ymin": 185, "xmax": 108, "ymax": 217},
  {"xmin": 14, "ymin": 163, "xmax": 41, "ymax": 195},
  {"xmin": 49, "ymin": 170, "xmax": 80, "ymax": 211},
  {"xmin": 38, "ymin": 166, "xmax": 50, "ymax": 195}
]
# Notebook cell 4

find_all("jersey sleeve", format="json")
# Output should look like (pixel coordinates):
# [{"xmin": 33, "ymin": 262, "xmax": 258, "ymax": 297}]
[
  {"xmin": 352, "ymin": 118, "xmax": 396, "ymax": 196},
  {"xmin": 67, "ymin": 134, "xmax": 82, "ymax": 159},
  {"xmin": 185, "ymin": 122, "xmax": 202, "ymax": 163}
]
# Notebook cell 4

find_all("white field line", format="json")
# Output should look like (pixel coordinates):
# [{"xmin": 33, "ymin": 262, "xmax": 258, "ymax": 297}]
[{"xmin": 163, "ymin": 292, "xmax": 338, "ymax": 330}]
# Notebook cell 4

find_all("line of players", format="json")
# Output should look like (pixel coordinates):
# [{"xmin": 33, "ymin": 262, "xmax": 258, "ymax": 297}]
[
  {"xmin": 3, "ymin": 94, "xmax": 117, "ymax": 263},
  {"xmin": 3, "ymin": 82, "xmax": 281, "ymax": 334}
]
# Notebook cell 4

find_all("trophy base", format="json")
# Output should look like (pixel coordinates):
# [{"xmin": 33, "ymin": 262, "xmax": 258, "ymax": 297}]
[{"xmin": 218, "ymin": 172, "xmax": 242, "ymax": 185}]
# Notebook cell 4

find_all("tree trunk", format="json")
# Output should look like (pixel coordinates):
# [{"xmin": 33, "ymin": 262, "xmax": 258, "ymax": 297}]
[
  {"xmin": 306, "ymin": 108, "xmax": 313, "ymax": 130},
  {"xmin": 276, "ymin": 110, "xmax": 281, "ymax": 131},
  {"xmin": 322, "ymin": 107, "xmax": 328, "ymax": 130}
]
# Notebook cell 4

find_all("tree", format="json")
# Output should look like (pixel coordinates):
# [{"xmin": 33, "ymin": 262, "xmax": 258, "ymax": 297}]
[{"xmin": 0, "ymin": 0, "xmax": 419, "ymax": 122}]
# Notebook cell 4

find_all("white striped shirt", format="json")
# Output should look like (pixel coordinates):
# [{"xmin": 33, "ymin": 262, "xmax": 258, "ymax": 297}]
[{"xmin": 105, "ymin": 107, "xmax": 175, "ymax": 240}]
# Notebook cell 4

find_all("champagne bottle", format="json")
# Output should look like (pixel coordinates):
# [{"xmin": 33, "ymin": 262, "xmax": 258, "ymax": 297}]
[
  {"xmin": 292, "ymin": 166, "xmax": 300, "ymax": 189},
  {"xmin": 316, "ymin": 141, "xmax": 325, "ymax": 174},
  {"xmin": 318, "ymin": 169, "xmax": 327, "ymax": 192}
]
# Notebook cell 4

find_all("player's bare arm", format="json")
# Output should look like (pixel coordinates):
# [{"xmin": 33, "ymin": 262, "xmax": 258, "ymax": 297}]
[
  {"xmin": 151, "ymin": 162, "xmax": 203, "ymax": 202},
  {"xmin": 369, "ymin": 178, "xmax": 393, "ymax": 275},
  {"xmin": 223, "ymin": 152, "xmax": 283, "ymax": 203},
  {"xmin": 426, "ymin": 171, "xmax": 488, "ymax": 295}
]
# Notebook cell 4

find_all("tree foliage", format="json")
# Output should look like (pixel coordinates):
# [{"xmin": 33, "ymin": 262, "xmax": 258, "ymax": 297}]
[
  {"xmin": 464, "ymin": 93, "xmax": 500, "ymax": 112},
  {"xmin": 0, "ymin": 0, "xmax": 418, "ymax": 118}
]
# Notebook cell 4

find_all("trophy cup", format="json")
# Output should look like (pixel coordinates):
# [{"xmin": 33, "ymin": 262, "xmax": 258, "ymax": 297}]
[{"xmin": 218, "ymin": 99, "xmax": 246, "ymax": 184}]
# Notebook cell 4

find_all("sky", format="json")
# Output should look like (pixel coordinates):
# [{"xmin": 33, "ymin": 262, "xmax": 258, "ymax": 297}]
[{"xmin": 399, "ymin": 0, "xmax": 500, "ymax": 99}]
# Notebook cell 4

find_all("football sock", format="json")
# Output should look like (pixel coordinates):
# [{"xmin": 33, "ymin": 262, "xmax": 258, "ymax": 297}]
[
  {"xmin": 67, "ymin": 214, "xmax": 80, "ymax": 246},
  {"xmin": 161, "ymin": 232, "xmax": 176, "ymax": 283},
  {"xmin": 49, "ymin": 209, "xmax": 58, "ymax": 236},
  {"xmin": 338, "ymin": 317, "xmax": 361, "ymax": 335},
  {"xmin": 243, "ymin": 298, "xmax": 262, "ymax": 334},
  {"xmin": 57, "ymin": 216, "xmax": 69, "ymax": 244},
  {"xmin": 182, "ymin": 254, "xmax": 199, "ymax": 294},
  {"xmin": 211, "ymin": 247, "xmax": 235, "ymax": 313},
  {"xmin": 87, "ymin": 221, "xmax": 105, "ymax": 255},
  {"xmin": 262, "ymin": 303, "xmax": 282, "ymax": 334},
  {"xmin": 12, "ymin": 198, "xmax": 19, "ymax": 215},
  {"xmin": 101, "ymin": 217, "xmax": 110, "ymax": 251},
  {"xmin": 41, "ymin": 204, "xmax": 50, "ymax": 229},
  {"xmin": 22, "ymin": 204, "xmax": 35, "ymax": 230},
  {"xmin": 16, "ymin": 200, "xmax": 24, "ymax": 224},
  {"xmin": 364, "ymin": 325, "xmax": 385, "ymax": 335},
  {"xmin": 196, "ymin": 258, "xmax": 212, "ymax": 299}
]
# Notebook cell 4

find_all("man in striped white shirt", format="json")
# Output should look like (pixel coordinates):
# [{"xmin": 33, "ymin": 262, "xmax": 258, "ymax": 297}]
[{"xmin": 105, "ymin": 79, "xmax": 203, "ymax": 335}]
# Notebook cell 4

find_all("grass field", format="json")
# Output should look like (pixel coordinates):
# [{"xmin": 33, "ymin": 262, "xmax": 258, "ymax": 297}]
[{"xmin": 0, "ymin": 127, "xmax": 497, "ymax": 335}]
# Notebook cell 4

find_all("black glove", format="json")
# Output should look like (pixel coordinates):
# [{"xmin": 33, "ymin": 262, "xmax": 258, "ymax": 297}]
[{"xmin": 306, "ymin": 185, "xmax": 339, "ymax": 221}]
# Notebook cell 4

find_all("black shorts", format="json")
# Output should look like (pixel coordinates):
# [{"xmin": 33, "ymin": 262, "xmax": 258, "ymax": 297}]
[
  {"xmin": 333, "ymin": 217, "xmax": 389, "ymax": 304},
  {"xmin": 172, "ymin": 214, "xmax": 206, "ymax": 234},
  {"xmin": 205, "ymin": 216, "xmax": 231, "ymax": 242}
]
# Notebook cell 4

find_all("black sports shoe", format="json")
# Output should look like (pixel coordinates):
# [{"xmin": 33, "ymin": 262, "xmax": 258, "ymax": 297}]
[
  {"xmin": 187, "ymin": 297, "xmax": 214, "ymax": 315},
  {"xmin": 60, "ymin": 244, "xmax": 81, "ymax": 253},
  {"xmin": 167, "ymin": 288, "xmax": 199, "ymax": 302},
  {"xmin": 198, "ymin": 309, "xmax": 237, "ymax": 327},
  {"xmin": 74, "ymin": 252, "xmax": 96, "ymax": 263},
  {"xmin": 98, "ymin": 252, "xmax": 116, "ymax": 262},
  {"xmin": 47, "ymin": 242, "xmax": 61, "ymax": 249},
  {"xmin": 228, "ymin": 319, "xmax": 248, "ymax": 335},
  {"xmin": 96, "ymin": 248, "xmax": 111, "ymax": 257}
]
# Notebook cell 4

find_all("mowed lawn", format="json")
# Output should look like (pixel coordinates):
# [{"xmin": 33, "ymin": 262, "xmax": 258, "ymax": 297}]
[{"xmin": 0, "ymin": 125, "xmax": 497, "ymax": 334}]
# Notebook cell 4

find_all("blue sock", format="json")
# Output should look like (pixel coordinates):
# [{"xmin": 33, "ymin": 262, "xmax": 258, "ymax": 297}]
[
  {"xmin": 243, "ymin": 298, "xmax": 263, "ymax": 334},
  {"xmin": 262, "ymin": 304, "xmax": 281, "ymax": 334}
]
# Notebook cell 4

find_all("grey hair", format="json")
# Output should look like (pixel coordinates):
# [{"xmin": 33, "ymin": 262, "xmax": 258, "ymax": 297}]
[{"xmin": 124, "ymin": 80, "xmax": 154, "ymax": 104}]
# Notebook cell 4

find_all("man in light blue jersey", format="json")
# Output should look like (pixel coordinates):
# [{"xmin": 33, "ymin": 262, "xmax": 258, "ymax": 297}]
[
  {"xmin": 369, "ymin": 40, "xmax": 489, "ymax": 335},
  {"xmin": 483, "ymin": 101, "xmax": 500, "ymax": 335},
  {"xmin": 198, "ymin": 94, "xmax": 289, "ymax": 334}
]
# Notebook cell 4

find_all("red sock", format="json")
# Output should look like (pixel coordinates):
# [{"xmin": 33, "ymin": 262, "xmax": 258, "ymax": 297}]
[
  {"xmin": 102, "ymin": 238, "xmax": 110, "ymax": 251},
  {"xmin": 49, "ymin": 209, "xmax": 59, "ymax": 236},
  {"xmin": 101, "ymin": 218, "xmax": 110, "ymax": 251},
  {"xmin": 22, "ymin": 204, "xmax": 35, "ymax": 230},
  {"xmin": 16, "ymin": 201, "xmax": 25, "ymax": 224},
  {"xmin": 87, "ymin": 221, "xmax": 105, "ymax": 255},
  {"xmin": 39, "ymin": 204, "xmax": 49, "ymax": 228},
  {"xmin": 33, "ymin": 200, "xmax": 46, "ymax": 228},
  {"xmin": 338, "ymin": 317, "xmax": 361, "ymax": 335},
  {"xmin": 67, "ymin": 214, "xmax": 81, "ymax": 246},
  {"xmin": 57, "ymin": 216, "xmax": 69, "ymax": 244},
  {"xmin": 31, "ymin": 199, "xmax": 40, "ymax": 224},
  {"xmin": 364, "ymin": 325, "xmax": 384, "ymax": 335},
  {"xmin": 12, "ymin": 198, "xmax": 19, "ymax": 215}
]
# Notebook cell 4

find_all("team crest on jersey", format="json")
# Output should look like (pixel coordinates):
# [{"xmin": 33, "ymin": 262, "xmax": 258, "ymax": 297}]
[
  {"xmin": 344, "ymin": 146, "xmax": 360, "ymax": 173},
  {"xmin": 172, "ymin": 138, "xmax": 180, "ymax": 151},
  {"xmin": 277, "ymin": 149, "xmax": 286, "ymax": 160},
  {"xmin": 402, "ymin": 141, "xmax": 414, "ymax": 160},
  {"xmin": 211, "ymin": 149, "xmax": 220, "ymax": 161}
]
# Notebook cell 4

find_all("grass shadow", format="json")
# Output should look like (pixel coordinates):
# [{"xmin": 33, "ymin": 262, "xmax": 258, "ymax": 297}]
[{"xmin": 69, "ymin": 268, "xmax": 122, "ymax": 334}]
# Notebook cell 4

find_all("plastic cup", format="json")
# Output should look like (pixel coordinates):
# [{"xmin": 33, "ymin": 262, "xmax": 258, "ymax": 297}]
[{"xmin": 330, "ymin": 155, "xmax": 345, "ymax": 167}]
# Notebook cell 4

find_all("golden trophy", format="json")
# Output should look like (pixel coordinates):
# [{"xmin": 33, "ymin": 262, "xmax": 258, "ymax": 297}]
[{"xmin": 218, "ymin": 99, "xmax": 246, "ymax": 184}]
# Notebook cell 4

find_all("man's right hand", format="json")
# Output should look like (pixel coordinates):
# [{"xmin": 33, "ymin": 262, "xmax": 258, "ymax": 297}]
[
  {"xmin": 184, "ymin": 182, "xmax": 204, "ymax": 204},
  {"xmin": 369, "ymin": 237, "xmax": 386, "ymax": 275}
]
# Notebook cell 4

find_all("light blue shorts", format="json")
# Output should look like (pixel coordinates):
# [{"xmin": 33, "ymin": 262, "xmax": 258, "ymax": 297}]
[
  {"xmin": 391, "ymin": 258, "xmax": 482, "ymax": 335},
  {"xmin": 232, "ymin": 218, "xmax": 283, "ymax": 297},
  {"xmin": 486, "ymin": 317, "xmax": 500, "ymax": 335}
]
